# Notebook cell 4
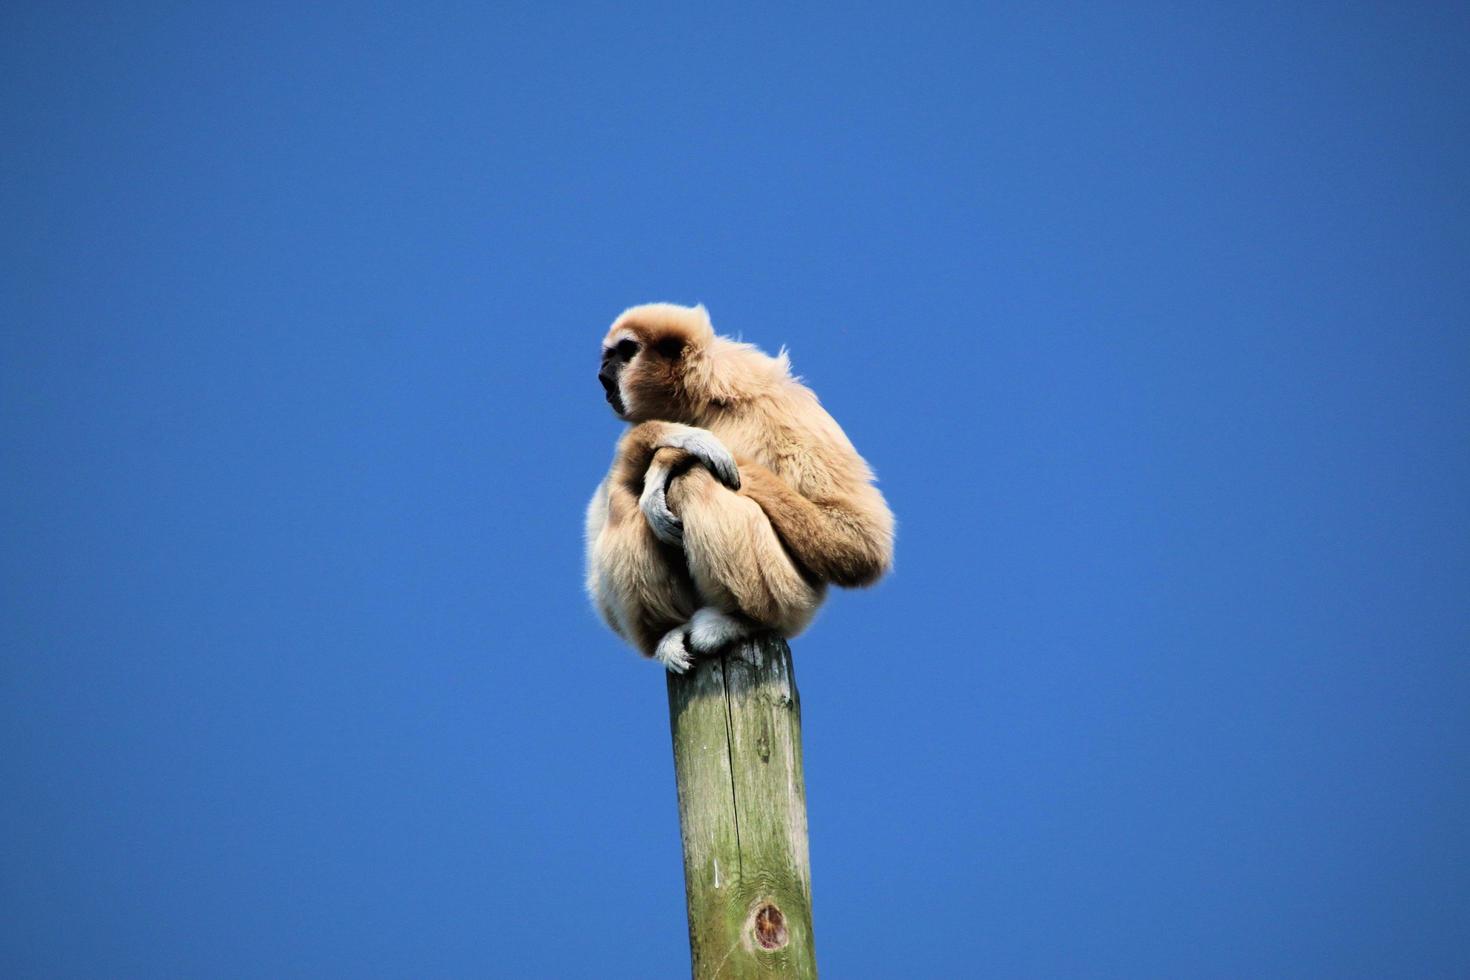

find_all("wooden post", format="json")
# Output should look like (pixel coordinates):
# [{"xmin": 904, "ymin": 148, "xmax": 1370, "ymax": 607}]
[{"xmin": 665, "ymin": 633, "xmax": 817, "ymax": 979}]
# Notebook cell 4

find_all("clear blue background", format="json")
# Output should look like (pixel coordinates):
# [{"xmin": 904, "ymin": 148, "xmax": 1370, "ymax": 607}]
[{"xmin": 3, "ymin": 3, "xmax": 1467, "ymax": 977}]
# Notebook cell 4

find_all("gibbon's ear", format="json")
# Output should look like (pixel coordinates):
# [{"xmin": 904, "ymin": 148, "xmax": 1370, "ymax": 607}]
[
  {"xmin": 655, "ymin": 336, "xmax": 687, "ymax": 359},
  {"xmin": 687, "ymin": 304, "xmax": 716, "ymax": 348}
]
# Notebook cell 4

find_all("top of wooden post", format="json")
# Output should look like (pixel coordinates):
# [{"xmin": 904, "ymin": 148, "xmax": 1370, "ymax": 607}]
[{"xmin": 665, "ymin": 634, "xmax": 817, "ymax": 978}]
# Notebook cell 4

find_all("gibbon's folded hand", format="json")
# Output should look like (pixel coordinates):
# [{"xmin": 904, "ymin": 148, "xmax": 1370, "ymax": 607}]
[
  {"xmin": 639, "ymin": 452, "xmax": 685, "ymax": 546},
  {"xmin": 661, "ymin": 427, "xmax": 740, "ymax": 491}
]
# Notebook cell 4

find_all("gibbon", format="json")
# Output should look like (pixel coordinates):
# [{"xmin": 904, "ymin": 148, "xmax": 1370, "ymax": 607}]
[{"xmin": 584, "ymin": 303, "xmax": 894, "ymax": 672}]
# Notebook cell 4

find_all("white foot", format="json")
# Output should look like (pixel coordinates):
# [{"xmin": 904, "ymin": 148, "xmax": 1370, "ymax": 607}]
[
  {"xmin": 687, "ymin": 607, "xmax": 753, "ymax": 654},
  {"xmin": 654, "ymin": 625, "xmax": 694, "ymax": 673}
]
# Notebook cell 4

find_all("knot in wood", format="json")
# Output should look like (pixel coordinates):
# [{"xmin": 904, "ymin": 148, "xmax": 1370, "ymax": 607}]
[{"xmin": 751, "ymin": 902, "xmax": 788, "ymax": 951}]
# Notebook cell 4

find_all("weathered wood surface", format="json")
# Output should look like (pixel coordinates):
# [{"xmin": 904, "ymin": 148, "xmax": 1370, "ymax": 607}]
[{"xmin": 666, "ymin": 634, "xmax": 817, "ymax": 979}]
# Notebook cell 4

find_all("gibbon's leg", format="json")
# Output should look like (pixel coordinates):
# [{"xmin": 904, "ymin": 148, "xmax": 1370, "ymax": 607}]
[
  {"xmin": 588, "ymin": 424, "xmax": 739, "ymax": 673},
  {"xmin": 663, "ymin": 455, "xmax": 825, "ymax": 646},
  {"xmin": 585, "ymin": 476, "xmax": 697, "ymax": 662},
  {"xmin": 587, "ymin": 419, "xmax": 739, "ymax": 656},
  {"xmin": 641, "ymin": 448, "xmax": 760, "ymax": 668}
]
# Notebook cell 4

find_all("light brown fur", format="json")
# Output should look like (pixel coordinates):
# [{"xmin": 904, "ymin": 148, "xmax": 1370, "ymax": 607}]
[{"xmin": 585, "ymin": 303, "xmax": 894, "ymax": 669}]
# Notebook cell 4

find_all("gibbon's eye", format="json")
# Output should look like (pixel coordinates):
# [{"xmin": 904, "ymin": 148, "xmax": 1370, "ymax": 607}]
[
  {"xmin": 615, "ymin": 339, "xmax": 639, "ymax": 360},
  {"xmin": 655, "ymin": 338, "xmax": 685, "ymax": 359}
]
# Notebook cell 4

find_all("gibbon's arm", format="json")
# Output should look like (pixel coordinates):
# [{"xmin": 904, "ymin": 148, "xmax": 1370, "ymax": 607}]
[{"xmin": 731, "ymin": 459, "xmax": 893, "ymax": 589}]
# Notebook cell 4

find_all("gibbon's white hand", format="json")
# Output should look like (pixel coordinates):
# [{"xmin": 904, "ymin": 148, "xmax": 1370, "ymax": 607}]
[
  {"xmin": 664, "ymin": 428, "xmax": 741, "ymax": 491},
  {"xmin": 639, "ymin": 466, "xmax": 684, "ymax": 546}
]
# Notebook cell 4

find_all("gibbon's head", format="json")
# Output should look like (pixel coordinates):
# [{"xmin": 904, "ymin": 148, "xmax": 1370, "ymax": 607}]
[
  {"xmin": 598, "ymin": 303, "xmax": 717, "ymax": 422},
  {"xmin": 599, "ymin": 303, "xmax": 796, "ymax": 422}
]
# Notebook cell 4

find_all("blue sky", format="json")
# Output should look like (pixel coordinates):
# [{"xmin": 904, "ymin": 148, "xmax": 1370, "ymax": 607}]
[{"xmin": 3, "ymin": 3, "xmax": 1467, "ymax": 977}]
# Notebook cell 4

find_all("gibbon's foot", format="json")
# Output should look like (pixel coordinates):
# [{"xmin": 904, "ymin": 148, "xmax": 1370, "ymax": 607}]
[
  {"xmin": 664, "ymin": 428, "xmax": 741, "ymax": 491},
  {"xmin": 654, "ymin": 624, "xmax": 695, "ymax": 673},
  {"xmin": 687, "ymin": 607, "xmax": 755, "ymax": 654},
  {"xmin": 639, "ymin": 456, "xmax": 684, "ymax": 547}
]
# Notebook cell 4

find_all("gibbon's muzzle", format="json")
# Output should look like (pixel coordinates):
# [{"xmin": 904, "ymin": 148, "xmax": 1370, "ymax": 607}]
[{"xmin": 599, "ymin": 366, "xmax": 624, "ymax": 414}]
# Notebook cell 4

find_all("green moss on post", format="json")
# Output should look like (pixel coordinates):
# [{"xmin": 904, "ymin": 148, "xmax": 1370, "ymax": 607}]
[{"xmin": 666, "ymin": 634, "xmax": 817, "ymax": 979}]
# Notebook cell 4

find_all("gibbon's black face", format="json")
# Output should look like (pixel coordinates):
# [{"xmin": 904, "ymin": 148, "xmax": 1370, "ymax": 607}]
[{"xmin": 599, "ymin": 337, "xmax": 638, "ymax": 417}]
